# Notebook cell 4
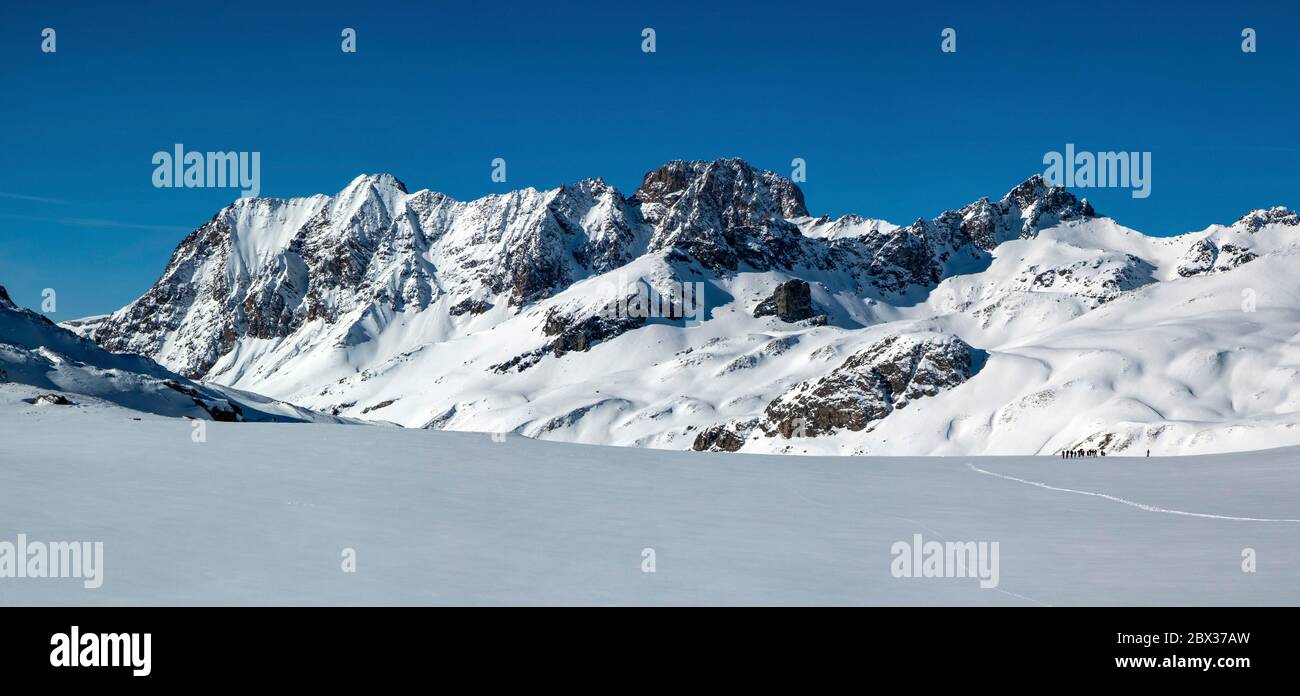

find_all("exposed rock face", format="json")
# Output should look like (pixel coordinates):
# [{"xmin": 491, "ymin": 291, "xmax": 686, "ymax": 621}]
[
  {"xmin": 753, "ymin": 280, "xmax": 815, "ymax": 321},
  {"xmin": 1177, "ymin": 239, "xmax": 1218, "ymax": 277},
  {"xmin": 162, "ymin": 380, "xmax": 243, "ymax": 422},
  {"xmin": 0, "ymin": 285, "xmax": 14, "ymax": 310},
  {"xmin": 1024, "ymin": 253, "xmax": 1155, "ymax": 306},
  {"xmin": 635, "ymin": 158, "xmax": 810, "ymax": 272},
  {"xmin": 859, "ymin": 175, "xmax": 1096, "ymax": 294},
  {"xmin": 361, "ymin": 398, "xmax": 397, "ymax": 414},
  {"xmin": 691, "ymin": 418, "xmax": 758, "ymax": 452},
  {"xmin": 759, "ymin": 332, "xmax": 982, "ymax": 438},
  {"xmin": 541, "ymin": 307, "xmax": 646, "ymax": 357},
  {"xmin": 449, "ymin": 297, "xmax": 493, "ymax": 317},
  {"xmin": 34, "ymin": 393, "xmax": 72, "ymax": 406},
  {"xmin": 1235, "ymin": 206, "xmax": 1299, "ymax": 234},
  {"xmin": 1214, "ymin": 244, "xmax": 1259, "ymax": 271},
  {"xmin": 1176, "ymin": 239, "xmax": 1258, "ymax": 277},
  {"xmin": 1172, "ymin": 207, "xmax": 1298, "ymax": 278}
]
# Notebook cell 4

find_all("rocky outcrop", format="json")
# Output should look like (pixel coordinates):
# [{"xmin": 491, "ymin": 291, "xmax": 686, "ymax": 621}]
[
  {"xmin": 1235, "ymin": 206, "xmax": 1299, "ymax": 234},
  {"xmin": 542, "ymin": 307, "xmax": 645, "ymax": 357},
  {"xmin": 449, "ymin": 297, "xmax": 493, "ymax": 317},
  {"xmin": 1214, "ymin": 244, "xmax": 1259, "ymax": 272},
  {"xmin": 691, "ymin": 418, "xmax": 758, "ymax": 452},
  {"xmin": 1176, "ymin": 239, "xmax": 1258, "ymax": 277},
  {"xmin": 163, "ymin": 380, "xmax": 243, "ymax": 422},
  {"xmin": 1176, "ymin": 239, "xmax": 1218, "ymax": 277},
  {"xmin": 759, "ymin": 332, "xmax": 982, "ymax": 438},
  {"xmin": 1022, "ymin": 253, "xmax": 1155, "ymax": 306},
  {"xmin": 753, "ymin": 280, "xmax": 816, "ymax": 322}
]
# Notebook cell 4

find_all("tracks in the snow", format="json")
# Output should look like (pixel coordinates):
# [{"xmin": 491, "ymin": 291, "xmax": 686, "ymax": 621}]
[{"xmin": 966, "ymin": 462, "xmax": 1300, "ymax": 523}]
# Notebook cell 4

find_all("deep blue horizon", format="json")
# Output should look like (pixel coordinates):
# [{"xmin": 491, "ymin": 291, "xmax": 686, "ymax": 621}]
[{"xmin": 3, "ymin": 0, "xmax": 1299, "ymax": 318}]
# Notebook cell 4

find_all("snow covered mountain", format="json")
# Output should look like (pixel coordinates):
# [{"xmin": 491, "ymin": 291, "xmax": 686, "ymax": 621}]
[
  {"xmin": 85, "ymin": 158, "xmax": 1300, "ymax": 455},
  {"xmin": 1, "ymin": 283, "xmax": 344, "ymax": 423}
]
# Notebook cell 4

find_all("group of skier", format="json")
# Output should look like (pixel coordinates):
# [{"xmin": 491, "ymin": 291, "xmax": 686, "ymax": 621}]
[{"xmin": 1061, "ymin": 448, "xmax": 1105, "ymax": 458}]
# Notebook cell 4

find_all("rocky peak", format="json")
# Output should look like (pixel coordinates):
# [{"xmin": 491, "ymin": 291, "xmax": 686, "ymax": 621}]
[
  {"xmin": 1000, "ymin": 174, "xmax": 1096, "ymax": 234},
  {"xmin": 1234, "ymin": 206, "xmax": 1299, "ymax": 233},
  {"xmin": 635, "ymin": 159, "xmax": 810, "ymax": 271},
  {"xmin": 634, "ymin": 158, "xmax": 808, "ymax": 219},
  {"xmin": 343, "ymin": 172, "xmax": 409, "ymax": 196},
  {"xmin": 1004, "ymin": 174, "xmax": 1052, "ymax": 209},
  {"xmin": 0, "ymin": 285, "xmax": 14, "ymax": 310},
  {"xmin": 562, "ymin": 177, "xmax": 617, "ymax": 198}
]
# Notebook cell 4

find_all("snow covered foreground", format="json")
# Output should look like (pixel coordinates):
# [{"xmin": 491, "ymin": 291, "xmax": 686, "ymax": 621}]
[{"xmin": 2, "ymin": 391, "xmax": 1297, "ymax": 606}]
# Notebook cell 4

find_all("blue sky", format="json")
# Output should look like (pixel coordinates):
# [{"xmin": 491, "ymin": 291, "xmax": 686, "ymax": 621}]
[{"xmin": 2, "ymin": 0, "xmax": 1298, "ymax": 318}]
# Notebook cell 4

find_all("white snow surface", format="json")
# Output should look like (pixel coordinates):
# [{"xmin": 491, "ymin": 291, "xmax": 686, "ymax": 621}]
[{"xmin": 1, "ymin": 392, "xmax": 1296, "ymax": 606}]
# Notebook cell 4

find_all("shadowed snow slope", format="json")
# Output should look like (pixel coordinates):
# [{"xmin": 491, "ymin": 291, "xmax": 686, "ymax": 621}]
[
  {"xmin": 84, "ymin": 158, "xmax": 1300, "ymax": 455},
  {"xmin": 1, "ymin": 285, "xmax": 346, "ymax": 423},
  {"xmin": 1, "ymin": 396, "xmax": 1297, "ymax": 605}
]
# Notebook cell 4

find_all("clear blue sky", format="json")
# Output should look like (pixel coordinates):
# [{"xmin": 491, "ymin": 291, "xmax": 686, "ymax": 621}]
[{"xmin": 2, "ymin": 0, "xmax": 1298, "ymax": 318}]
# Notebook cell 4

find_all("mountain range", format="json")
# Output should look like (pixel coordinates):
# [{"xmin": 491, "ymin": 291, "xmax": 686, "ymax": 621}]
[{"xmin": 17, "ymin": 157, "xmax": 1300, "ymax": 455}]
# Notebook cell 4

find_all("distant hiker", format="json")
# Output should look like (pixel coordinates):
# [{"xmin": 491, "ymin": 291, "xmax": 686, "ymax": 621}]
[
  {"xmin": 1100, "ymin": 450, "xmax": 1106, "ymax": 457},
  {"xmin": 1146, "ymin": 449, "xmax": 1150, "ymax": 457}
]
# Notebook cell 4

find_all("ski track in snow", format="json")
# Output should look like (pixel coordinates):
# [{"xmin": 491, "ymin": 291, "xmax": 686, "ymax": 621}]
[{"xmin": 966, "ymin": 462, "xmax": 1300, "ymax": 523}]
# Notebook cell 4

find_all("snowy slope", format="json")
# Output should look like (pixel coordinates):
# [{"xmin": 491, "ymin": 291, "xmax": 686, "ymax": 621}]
[
  {"xmin": 0, "ymin": 284, "xmax": 347, "ymax": 423},
  {"xmin": 87, "ymin": 159, "xmax": 1300, "ymax": 456},
  {"xmin": 1, "ymin": 399, "xmax": 1297, "ymax": 605}
]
